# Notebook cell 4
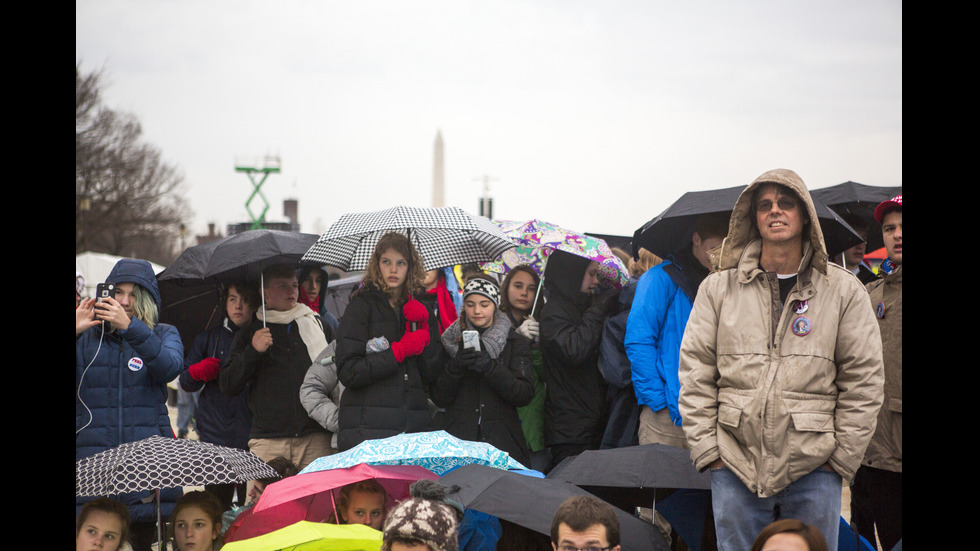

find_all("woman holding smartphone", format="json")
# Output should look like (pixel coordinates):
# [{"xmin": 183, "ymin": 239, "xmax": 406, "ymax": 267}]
[
  {"xmin": 75, "ymin": 258, "xmax": 185, "ymax": 550},
  {"xmin": 432, "ymin": 275, "xmax": 535, "ymax": 466}
]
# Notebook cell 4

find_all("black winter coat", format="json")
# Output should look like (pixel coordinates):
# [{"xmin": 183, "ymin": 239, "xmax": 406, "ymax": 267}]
[
  {"xmin": 539, "ymin": 251, "xmax": 616, "ymax": 448},
  {"xmin": 335, "ymin": 284, "xmax": 444, "ymax": 451},
  {"xmin": 219, "ymin": 316, "xmax": 332, "ymax": 439},
  {"xmin": 431, "ymin": 325, "xmax": 535, "ymax": 466}
]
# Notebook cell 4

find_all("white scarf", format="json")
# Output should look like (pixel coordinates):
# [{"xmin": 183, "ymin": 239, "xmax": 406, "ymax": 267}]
[{"xmin": 257, "ymin": 303, "xmax": 328, "ymax": 363}]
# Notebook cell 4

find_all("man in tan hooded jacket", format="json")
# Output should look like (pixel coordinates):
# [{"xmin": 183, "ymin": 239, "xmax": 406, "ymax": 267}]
[{"xmin": 678, "ymin": 169, "xmax": 884, "ymax": 551}]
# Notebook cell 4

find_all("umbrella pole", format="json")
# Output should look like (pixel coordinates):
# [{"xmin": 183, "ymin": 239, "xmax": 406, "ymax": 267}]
[
  {"xmin": 156, "ymin": 489, "xmax": 164, "ymax": 551},
  {"xmin": 261, "ymin": 272, "xmax": 266, "ymax": 328}
]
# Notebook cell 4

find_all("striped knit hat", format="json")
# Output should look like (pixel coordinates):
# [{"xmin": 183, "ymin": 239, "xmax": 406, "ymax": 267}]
[{"xmin": 462, "ymin": 276, "xmax": 500, "ymax": 306}]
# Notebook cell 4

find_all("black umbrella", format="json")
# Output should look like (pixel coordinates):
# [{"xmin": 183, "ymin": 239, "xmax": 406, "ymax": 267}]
[
  {"xmin": 158, "ymin": 279, "xmax": 224, "ymax": 353},
  {"xmin": 438, "ymin": 464, "xmax": 669, "ymax": 551},
  {"xmin": 203, "ymin": 229, "xmax": 321, "ymax": 283},
  {"xmin": 547, "ymin": 444, "xmax": 714, "ymax": 551},
  {"xmin": 632, "ymin": 185, "xmax": 864, "ymax": 260},
  {"xmin": 631, "ymin": 185, "xmax": 745, "ymax": 260},
  {"xmin": 158, "ymin": 229, "xmax": 321, "ymax": 336},
  {"xmin": 811, "ymin": 181, "xmax": 902, "ymax": 251},
  {"xmin": 157, "ymin": 239, "xmax": 226, "ymax": 351}
]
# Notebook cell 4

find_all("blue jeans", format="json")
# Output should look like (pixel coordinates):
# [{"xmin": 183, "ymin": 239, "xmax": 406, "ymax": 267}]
[{"xmin": 711, "ymin": 466, "xmax": 841, "ymax": 551}]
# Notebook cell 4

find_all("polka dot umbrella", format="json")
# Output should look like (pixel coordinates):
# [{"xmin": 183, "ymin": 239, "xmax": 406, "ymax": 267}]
[
  {"xmin": 77, "ymin": 435, "xmax": 281, "ymax": 547},
  {"xmin": 76, "ymin": 436, "xmax": 280, "ymax": 498}
]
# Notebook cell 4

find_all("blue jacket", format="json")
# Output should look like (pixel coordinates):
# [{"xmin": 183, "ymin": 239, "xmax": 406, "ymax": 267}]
[
  {"xmin": 179, "ymin": 317, "xmax": 252, "ymax": 450},
  {"xmin": 75, "ymin": 258, "xmax": 185, "ymax": 521},
  {"xmin": 624, "ymin": 261, "xmax": 691, "ymax": 426}
]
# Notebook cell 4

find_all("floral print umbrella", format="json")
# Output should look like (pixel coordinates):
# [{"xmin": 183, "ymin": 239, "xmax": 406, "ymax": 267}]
[{"xmin": 480, "ymin": 219, "xmax": 629, "ymax": 289}]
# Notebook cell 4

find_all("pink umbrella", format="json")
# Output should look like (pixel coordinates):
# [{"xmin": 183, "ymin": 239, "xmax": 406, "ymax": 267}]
[{"xmin": 224, "ymin": 463, "xmax": 438, "ymax": 542}]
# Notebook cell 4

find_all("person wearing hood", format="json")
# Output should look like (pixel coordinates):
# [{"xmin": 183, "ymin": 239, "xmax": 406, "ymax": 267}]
[
  {"xmin": 539, "ymin": 250, "xmax": 620, "ymax": 471},
  {"xmin": 219, "ymin": 263, "xmax": 334, "ymax": 471},
  {"xmin": 178, "ymin": 281, "xmax": 260, "ymax": 509},
  {"xmin": 677, "ymin": 169, "xmax": 884, "ymax": 551},
  {"xmin": 298, "ymin": 265, "xmax": 341, "ymax": 333},
  {"xmin": 849, "ymin": 195, "xmax": 902, "ymax": 551},
  {"xmin": 76, "ymin": 258, "xmax": 185, "ymax": 551}
]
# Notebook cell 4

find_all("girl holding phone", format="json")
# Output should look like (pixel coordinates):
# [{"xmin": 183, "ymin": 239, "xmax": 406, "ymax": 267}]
[{"xmin": 432, "ymin": 275, "xmax": 535, "ymax": 465}]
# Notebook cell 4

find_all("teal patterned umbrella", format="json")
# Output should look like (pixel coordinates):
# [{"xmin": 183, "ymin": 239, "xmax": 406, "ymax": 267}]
[
  {"xmin": 479, "ymin": 219, "xmax": 629, "ymax": 288},
  {"xmin": 300, "ymin": 431, "xmax": 527, "ymax": 476}
]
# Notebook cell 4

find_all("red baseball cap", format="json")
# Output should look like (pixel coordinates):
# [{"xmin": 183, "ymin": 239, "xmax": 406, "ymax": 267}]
[{"xmin": 873, "ymin": 194, "xmax": 902, "ymax": 223}]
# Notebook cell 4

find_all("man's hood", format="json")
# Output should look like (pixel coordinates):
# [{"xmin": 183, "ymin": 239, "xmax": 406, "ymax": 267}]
[
  {"xmin": 106, "ymin": 258, "xmax": 162, "ymax": 310},
  {"xmin": 716, "ymin": 168, "xmax": 829, "ymax": 275}
]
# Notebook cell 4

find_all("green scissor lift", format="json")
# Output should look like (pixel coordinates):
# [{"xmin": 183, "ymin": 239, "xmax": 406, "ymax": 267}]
[{"xmin": 235, "ymin": 155, "xmax": 281, "ymax": 230}]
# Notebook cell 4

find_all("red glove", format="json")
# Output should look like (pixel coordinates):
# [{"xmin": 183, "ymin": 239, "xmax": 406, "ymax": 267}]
[
  {"xmin": 402, "ymin": 297, "xmax": 430, "ymax": 334},
  {"xmin": 391, "ymin": 329, "xmax": 430, "ymax": 363},
  {"xmin": 188, "ymin": 357, "xmax": 222, "ymax": 381}
]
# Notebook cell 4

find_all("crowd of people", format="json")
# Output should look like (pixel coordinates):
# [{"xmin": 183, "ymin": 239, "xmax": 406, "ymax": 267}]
[{"xmin": 76, "ymin": 168, "xmax": 901, "ymax": 551}]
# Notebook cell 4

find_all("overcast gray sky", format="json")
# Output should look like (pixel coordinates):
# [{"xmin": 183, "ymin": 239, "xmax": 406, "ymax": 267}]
[{"xmin": 76, "ymin": 0, "xmax": 902, "ymax": 241}]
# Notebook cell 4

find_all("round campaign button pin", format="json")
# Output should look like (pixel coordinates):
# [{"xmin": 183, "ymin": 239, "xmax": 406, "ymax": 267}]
[
  {"xmin": 128, "ymin": 357, "xmax": 144, "ymax": 372},
  {"xmin": 876, "ymin": 302, "xmax": 885, "ymax": 319},
  {"xmin": 792, "ymin": 316, "xmax": 811, "ymax": 336},
  {"xmin": 793, "ymin": 300, "xmax": 809, "ymax": 315}
]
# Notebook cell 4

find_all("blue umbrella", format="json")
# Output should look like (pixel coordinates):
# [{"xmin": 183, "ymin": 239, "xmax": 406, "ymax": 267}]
[{"xmin": 301, "ymin": 431, "xmax": 528, "ymax": 476}]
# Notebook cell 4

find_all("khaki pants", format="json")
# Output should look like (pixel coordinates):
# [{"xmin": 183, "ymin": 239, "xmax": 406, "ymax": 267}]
[
  {"xmin": 638, "ymin": 405, "xmax": 689, "ymax": 449},
  {"xmin": 248, "ymin": 432, "xmax": 336, "ymax": 472}
]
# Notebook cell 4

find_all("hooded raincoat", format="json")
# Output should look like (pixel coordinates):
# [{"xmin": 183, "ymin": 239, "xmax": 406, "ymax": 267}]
[
  {"xmin": 75, "ymin": 258, "xmax": 185, "ymax": 522},
  {"xmin": 677, "ymin": 169, "xmax": 884, "ymax": 498},
  {"xmin": 539, "ymin": 251, "xmax": 617, "ymax": 451}
]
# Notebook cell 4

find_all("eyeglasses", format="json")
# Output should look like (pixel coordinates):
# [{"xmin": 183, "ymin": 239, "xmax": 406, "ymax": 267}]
[
  {"xmin": 555, "ymin": 546, "xmax": 614, "ymax": 551},
  {"xmin": 755, "ymin": 197, "xmax": 799, "ymax": 213}
]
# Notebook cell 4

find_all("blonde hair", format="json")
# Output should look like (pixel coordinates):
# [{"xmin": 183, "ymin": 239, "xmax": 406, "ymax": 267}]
[
  {"xmin": 132, "ymin": 284, "xmax": 159, "ymax": 330},
  {"xmin": 629, "ymin": 248, "xmax": 663, "ymax": 277},
  {"xmin": 363, "ymin": 232, "xmax": 426, "ymax": 306}
]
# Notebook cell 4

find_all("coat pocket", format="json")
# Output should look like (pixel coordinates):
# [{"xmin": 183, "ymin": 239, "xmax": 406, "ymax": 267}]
[
  {"xmin": 787, "ymin": 408, "xmax": 836, "ymax": 480},
  {"xmin": 716, "ymin": 402, "xmax": 754, "ymax": 473}
]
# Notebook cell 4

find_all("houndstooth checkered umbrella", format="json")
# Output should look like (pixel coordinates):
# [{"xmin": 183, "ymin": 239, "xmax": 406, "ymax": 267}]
[
  {"xmin": 302, "ymin": 205, "xmax": 516, "ymax": 272},
  {"xmin": 76, "ymin": 436, "xmax": 281, "ymax": 498}
]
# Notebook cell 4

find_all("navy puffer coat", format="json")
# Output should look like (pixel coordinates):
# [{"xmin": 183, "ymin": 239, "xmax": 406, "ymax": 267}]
[{"xmin": 75, "ymin": 258, "xmax": 184, "ymax": 522}]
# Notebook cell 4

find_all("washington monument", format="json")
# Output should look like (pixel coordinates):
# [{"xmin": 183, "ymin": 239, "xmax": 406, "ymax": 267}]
[{"xmin": 432, "ymin": 130, "xmax": 444, "ymax": 207}]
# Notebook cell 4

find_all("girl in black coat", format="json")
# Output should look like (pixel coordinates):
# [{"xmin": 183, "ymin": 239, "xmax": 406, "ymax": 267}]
[
  {"xmin": 334, "ymin": 232, "xmax": 444, "ymax": 451},
  {"xmin": 432, "ymin": 275, "xmax": 535, "ymax": 466}
]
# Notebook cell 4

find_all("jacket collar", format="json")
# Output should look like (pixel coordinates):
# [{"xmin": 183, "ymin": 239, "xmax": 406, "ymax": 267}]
[{"xmin": 737, "ymin": 238, "xmax": 816, "ymax": 296}]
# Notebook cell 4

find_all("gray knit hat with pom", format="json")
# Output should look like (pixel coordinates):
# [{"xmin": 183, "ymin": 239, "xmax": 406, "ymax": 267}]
[{"xmin": 381, "ymin": 479, "xmax": 462, "ymax": 551}]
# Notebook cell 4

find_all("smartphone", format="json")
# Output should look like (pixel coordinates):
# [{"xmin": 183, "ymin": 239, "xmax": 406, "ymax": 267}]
[
  {"xmin": 462, "ymin": 330, "xmax": 481, "ymax": 351},
  {"xmin": 96, "ymin": 282, "xmax": 116, "ymax": 303}
]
